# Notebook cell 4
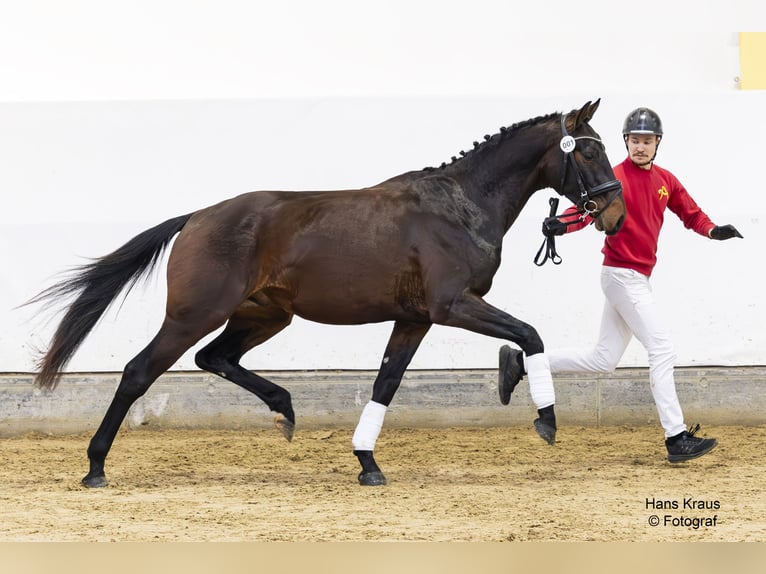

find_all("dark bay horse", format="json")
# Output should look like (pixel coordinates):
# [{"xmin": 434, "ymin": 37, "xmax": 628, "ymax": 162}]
[{"xmin": 29, "ymin": 100, "xmax": 625, "ymax": 487}]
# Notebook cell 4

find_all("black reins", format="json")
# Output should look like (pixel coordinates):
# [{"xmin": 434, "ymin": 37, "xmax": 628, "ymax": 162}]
[
  {"xmin": 533, "ymin": 115, "xmax": 623, "ymax": 266},
  {"xmin": 534, "ymin": 196, "xmax": 564, "ymax": 266}
]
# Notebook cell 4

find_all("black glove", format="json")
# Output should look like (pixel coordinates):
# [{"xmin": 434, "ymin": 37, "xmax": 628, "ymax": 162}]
[
  {"xmin": 710, "ymin": 224, "xmax": 743, "ymax": 240},
  {"xmin": 542, "ymin": 216, "xmax": 567, "ymax": 237}
]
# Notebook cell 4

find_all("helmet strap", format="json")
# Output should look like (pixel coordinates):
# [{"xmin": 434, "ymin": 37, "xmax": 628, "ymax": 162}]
[{"xmin": 652, "ymin": 136, "xmax": 661, "ymax": 162}]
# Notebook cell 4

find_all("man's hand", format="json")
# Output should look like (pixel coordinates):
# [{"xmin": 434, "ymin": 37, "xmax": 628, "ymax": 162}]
[
  {"xmin": 542, "ymin": 216, "xmax": 567, "ymax": 237},
  {"xmin": 709, "ymin": 224, "xmax": 743, "ymax": 240}
]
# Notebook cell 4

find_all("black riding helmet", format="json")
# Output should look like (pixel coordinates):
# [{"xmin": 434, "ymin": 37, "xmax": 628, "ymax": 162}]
[
  {"xmin": 623, "ymin": 107, "xmax": 663, "ymax": 136},
  {"xmin": 623, "ymin": 107, "xmax": 662, "ymax": 161}
]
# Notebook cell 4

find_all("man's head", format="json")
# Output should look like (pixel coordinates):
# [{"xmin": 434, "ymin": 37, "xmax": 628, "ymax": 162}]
[{"xmin": 622, "ymin": 107, "xmax": 663, "ymax": 169}]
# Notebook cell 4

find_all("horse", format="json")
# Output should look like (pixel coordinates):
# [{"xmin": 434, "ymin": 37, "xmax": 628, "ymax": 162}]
[{"xmin": 27, "ymin": 99, "xmax": 625, "ymax": 488}]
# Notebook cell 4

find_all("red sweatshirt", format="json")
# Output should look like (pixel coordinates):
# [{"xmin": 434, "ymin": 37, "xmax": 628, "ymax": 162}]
[{"xmin": 561, "ymin": 157, "xmax": 715, "ymax": 277}]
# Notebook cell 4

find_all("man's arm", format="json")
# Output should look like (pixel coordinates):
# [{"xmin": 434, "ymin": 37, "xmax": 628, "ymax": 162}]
[{"xmin": 542, "ymin": 206, "xmax": 590, "ymax": 237}]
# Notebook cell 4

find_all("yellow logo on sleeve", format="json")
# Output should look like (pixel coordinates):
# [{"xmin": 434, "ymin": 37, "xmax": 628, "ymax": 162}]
[{"xmin": 657, "ymin": 185, "xmax": 668, "ymax": 200}]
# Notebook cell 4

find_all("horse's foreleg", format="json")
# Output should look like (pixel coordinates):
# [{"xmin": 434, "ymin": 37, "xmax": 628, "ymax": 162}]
[
  {"xmin": 354, "ymin": 321, "xmax": 431, "ymax": 486},
  {"xmin": 194, "ymin": 304, "xmax": 296, "ymax": 440},
  {"xmin": 432, "ymin": 292, "xmax": 557, "ymax": 443}
]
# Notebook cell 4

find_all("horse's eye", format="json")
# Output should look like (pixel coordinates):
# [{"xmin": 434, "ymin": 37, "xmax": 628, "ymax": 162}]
[{"xmin": 580, "ymin": 146, "xmax": 597, "ymax": 161}]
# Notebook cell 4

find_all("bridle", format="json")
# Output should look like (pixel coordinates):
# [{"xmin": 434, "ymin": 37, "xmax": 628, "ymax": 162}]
[
  {"xmin": 557, "ymin": 114, "xmax": 623, "ymax": 220},
  {"xmin": 534, "ymin": 115, "xmax": 623, "ymax": 266}
]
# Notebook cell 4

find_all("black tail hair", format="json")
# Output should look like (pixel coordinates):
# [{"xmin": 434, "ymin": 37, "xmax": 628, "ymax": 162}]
[{"xmin": 26, "ymin": 213, "xmax": 193, "ymax": 389}]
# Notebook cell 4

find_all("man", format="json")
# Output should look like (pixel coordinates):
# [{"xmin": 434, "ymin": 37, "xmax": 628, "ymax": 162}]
[{"xmin": 499, "ymin": 107, "xmax": 742, "ymax": 461}]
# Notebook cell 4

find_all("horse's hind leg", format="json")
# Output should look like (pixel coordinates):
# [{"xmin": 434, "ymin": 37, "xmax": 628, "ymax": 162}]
[
  {"xmin": 82, "ymin": 315, "xmax": 227, "ymax": 488},
  {"xmin": 194, "ymin": 301, "xmax": 296, "ymax": 440},
  {"xmin": 354, "ymin": 320, "xmax": 431, "ymax": 486}
]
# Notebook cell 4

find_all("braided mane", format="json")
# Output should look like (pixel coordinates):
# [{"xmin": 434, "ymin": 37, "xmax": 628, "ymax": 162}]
[{"xmin": 423, "ymin": 111, "xmax": 559, "ymax": 172}]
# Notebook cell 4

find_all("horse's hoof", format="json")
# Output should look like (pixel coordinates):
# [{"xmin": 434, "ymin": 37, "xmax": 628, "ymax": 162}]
[
  {"xmin": 358, "ymin": 471, "xmax": 387, "ymax": 486},
  {"xmin": 533, "ymin": 418, "xmax": 556, "ymax": 445},
  {"xmin": 274, "ymin": 414, "xmax": 295, "ymax": 442},
  {"xmin": 82, "ymin": 474, "xmax": 108, "ymax": 488}
]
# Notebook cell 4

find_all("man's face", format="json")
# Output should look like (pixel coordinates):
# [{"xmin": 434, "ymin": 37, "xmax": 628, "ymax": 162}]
[{"xmin": 626, "ymin": 133, "xmax": 659, "ymax": 169}]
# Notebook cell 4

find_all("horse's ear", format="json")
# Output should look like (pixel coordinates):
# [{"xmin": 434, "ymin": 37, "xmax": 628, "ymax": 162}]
[
  {"xmin": 586, "ymin": 98, "xmax": 601, "ymax": 121},
  {"xmin": 566, "ymin": 99, "xmax": 597, "ymax": 132},
  {"xmin": 572, "ymin": 99, "xmax": 600, "ymax": 130}
]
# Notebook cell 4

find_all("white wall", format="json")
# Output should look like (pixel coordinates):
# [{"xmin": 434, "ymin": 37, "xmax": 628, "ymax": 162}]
[
  {"xmin": 1, "ymin": 2, "xmax": 764, "ymax": 373},
  {"xmin": 0, "ymin": 2, "xmax": 753, "ymax": 101}
]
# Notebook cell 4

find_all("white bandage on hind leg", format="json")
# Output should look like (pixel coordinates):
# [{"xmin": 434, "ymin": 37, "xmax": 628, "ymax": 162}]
[
  {"xmin": 525, "ymin": 352, "xmax": 555, "ymax": 409},
  {"xmin": 352, "ymin": 401, "xmax": 388, "ymax": 451}
]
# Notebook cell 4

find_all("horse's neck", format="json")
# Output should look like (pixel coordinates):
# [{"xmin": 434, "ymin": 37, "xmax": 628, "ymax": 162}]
[{"xmin": 444, "ymin": 130, "xmax": 552, "ymax": 236}]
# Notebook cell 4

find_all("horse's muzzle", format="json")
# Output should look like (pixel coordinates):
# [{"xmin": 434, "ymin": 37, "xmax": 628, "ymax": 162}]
[{"xmin": 604, "ymin": 214, "xmax": 625, "ymax": 236}]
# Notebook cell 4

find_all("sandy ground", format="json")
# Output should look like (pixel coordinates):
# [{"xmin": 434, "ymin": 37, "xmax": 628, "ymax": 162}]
[{"xmin": 1, "ymin": 424, "xmax": 764, "ymax": 542}]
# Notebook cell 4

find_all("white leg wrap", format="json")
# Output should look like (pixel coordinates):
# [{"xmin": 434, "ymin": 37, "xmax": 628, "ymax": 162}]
[
  {"xmin": 526, "ymin": 353, "xmax": 555, "ymax": 409},
  {"xmin": 352, "ymin": 401, "xmax": 387, "ymax": 451}
]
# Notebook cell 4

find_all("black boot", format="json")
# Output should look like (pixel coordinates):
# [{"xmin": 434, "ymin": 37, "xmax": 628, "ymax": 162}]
[
  {"xmin": 533, "ymin": 405, "xmax": 556, "ymax": 445},
  {"xmin": 665, "ymin": 424, "xmax": 717, "ymax": 462},
  {"xmin": 498, "ymin": 345, "xmax": 524, "ymax": 405}
]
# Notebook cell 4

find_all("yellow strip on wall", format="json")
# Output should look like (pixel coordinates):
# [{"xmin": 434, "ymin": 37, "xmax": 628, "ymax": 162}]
[{"xmin": 739, "ymin": 32, "xmax": 766, "ymax": 90}]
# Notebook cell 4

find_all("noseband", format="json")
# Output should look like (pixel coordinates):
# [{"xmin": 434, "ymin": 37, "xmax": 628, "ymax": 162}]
[{"xmin": 533, "ymin": 116, "xmax": 623, "ymax": 266}]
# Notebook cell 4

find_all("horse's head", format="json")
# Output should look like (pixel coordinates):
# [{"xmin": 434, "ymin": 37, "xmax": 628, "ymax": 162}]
[{"xmin": 544, "ymin": 100, "xmax": 626, "ymax": 235}]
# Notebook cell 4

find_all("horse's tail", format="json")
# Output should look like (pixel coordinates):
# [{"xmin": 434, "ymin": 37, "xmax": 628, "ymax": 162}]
[{"xmin": 27, "ymin": 213, "xmax": 194, "ymax": 390}]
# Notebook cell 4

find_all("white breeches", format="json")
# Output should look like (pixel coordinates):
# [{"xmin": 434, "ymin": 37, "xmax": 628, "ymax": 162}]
[{"xmin": 546, "ymin": 266, "xmax": 685, "ymax": 437}]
